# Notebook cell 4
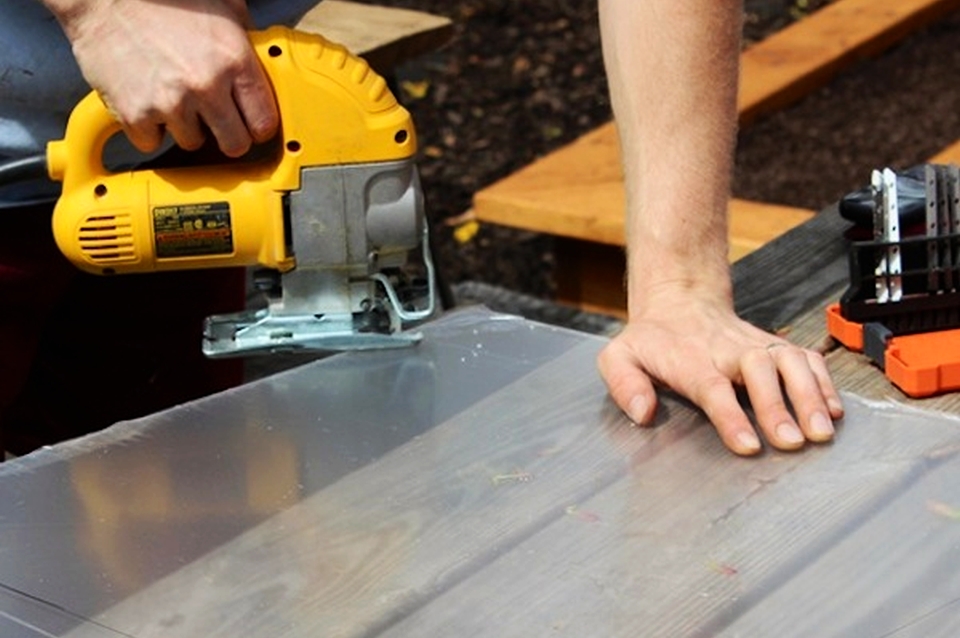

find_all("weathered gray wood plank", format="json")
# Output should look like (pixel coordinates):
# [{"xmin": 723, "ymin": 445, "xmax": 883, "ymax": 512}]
[
  {"xmin": 7, "ymin": 196, "xmax": 960, "ymax": 638},
  {"xmin": 374, "ymin": 396, "xmax": 960, "ymax": 637},
  {"xmin": 61, "ymin": 338, "xmax": 649, "ymax": 637},
  {"xmin": 733, "ymin": 203, "xmax": 851, "ymax": 331},
  {"xmin": 717, "ymin": 454, "xmax": 960, "ymax": 637},
  {"xmin": 61, "ymin": 370, "xmax": 960, "ymax": 637}
]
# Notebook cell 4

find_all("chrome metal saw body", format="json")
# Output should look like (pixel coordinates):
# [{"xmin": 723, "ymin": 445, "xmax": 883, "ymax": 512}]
[{"xmin": 203, "ymin": 158, "xmax": 436, "ymax": 357}]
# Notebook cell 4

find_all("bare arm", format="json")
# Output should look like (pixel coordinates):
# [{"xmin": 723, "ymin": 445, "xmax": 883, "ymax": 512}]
[
  {"xmin": 41, "ymin": 0, "xmax": 277, "ymax": 157},
  {"xmin": 596, "ymin": 0, "xmax": 843, "ymax": 455}
]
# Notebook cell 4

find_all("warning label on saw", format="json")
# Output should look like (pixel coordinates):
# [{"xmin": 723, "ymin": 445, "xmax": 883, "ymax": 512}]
[{"xmin": 153, "ymin": 202, "xmax": 234, "ymax": 259}]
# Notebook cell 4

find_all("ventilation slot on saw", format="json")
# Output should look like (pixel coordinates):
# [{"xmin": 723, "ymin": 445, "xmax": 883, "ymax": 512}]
[{"xmin": 78, "ymin": 214, "xmax": 137, "ymax": 263}]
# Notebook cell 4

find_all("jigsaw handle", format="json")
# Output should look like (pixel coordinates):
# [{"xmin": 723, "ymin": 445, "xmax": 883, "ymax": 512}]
[
  {"xmin": 46, "ymin": 26, "xmax": 416, "ymax": 276},
  {"xmin": 46, "ymin": 91, "xmax": 123, "ymax": 186}
]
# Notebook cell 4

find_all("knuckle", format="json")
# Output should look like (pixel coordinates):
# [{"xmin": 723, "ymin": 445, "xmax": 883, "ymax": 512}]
[
  {"xmin": 176, "ymin": 133, "xmax": 204, "ymax": 151},
  {"xmin": 741, "ymin": 347, "xmax": 770, "ymax": 367},
  {"xmin": 221, "ymin": 137, "xmax": 251, "ymax": 158},
  {"xmin": 179, "ymin": 63, "xmax": 227, "ymax": 101},
  {"xmin": 112, "ymin": 96, "xmax": 153, "ymax": 129},
  {"xmin": 596, "ymin": 350, "xmax": 611, "ymax": 376},
  {"xmin": 597, "ymin": 338, "xmax": 628, "ymax": 369},
  {"xmin": 221, "ymin": 46, "xmax": 249, "ymax": 72},
  {"xmin": 602, "ymin": 366, "xmax": 636, "ymax": 401},
  {"xmin": 780, "ymin": 345, "xmax": 805, "ymax": 361},
  {"xmin": 596, "ymin": 342, "xmax": 617, "ymax": 367},
  {"xmin": 184, "ymin": 76, "xmax": 218, "ymax": 103},
  {"xmin": 151, "ymin": 91, "xmax": 184, "ymax": 120},
  {"xmin": 693, "ymin": 374, "xmax": 732, "ymax": 406},
  {"xmin": 805, "ymin": 349, "xmax": 827, "ymax": 367},
  {"xmin": 757, "ymin": 397, "xmax": 790, "ymax": 418},
  {"xmin": 212, "ymin": 53, "xmax": 251, "ymax": 88},
  {"xmin": 125, "ymin": 110, "xmax": 153, "ymax": 131},
  {"xmin": 248, "ymin": 112, "xmax": 279, "ymax": 141},
  {"xmin": 120, "ymin": 112, "xmax": 162, "ymax": 151}
]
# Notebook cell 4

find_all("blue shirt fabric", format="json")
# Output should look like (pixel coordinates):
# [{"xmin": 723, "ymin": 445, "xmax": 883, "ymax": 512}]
[{"xmin": 0, "ymin": 0, "xmax": 322, "ymax": 159}]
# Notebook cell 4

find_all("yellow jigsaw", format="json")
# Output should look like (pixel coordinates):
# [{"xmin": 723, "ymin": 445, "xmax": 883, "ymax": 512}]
[{"xmin": 47, "ymin": 26, "xmax": 436, "ymax": 356}]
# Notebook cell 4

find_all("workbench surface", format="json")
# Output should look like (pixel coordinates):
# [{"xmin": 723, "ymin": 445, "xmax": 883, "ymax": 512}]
[{"xmin": 3, "ymin": 209, "xmax": 960, "ymax": 637}]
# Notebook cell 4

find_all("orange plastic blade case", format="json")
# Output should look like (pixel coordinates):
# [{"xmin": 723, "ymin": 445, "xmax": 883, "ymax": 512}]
[{"xmin": 827, "ymin": 302, "xmax": 960, "ymax": 397}]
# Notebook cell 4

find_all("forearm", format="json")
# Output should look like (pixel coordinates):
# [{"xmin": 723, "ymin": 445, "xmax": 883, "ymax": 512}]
[
  {"xmin": 598, "ymin": 0, "xmax": 742, "ymax": 315},
  {"xmin": 596, "ymin": 1, "xmax": 841, "ymax": 454}
]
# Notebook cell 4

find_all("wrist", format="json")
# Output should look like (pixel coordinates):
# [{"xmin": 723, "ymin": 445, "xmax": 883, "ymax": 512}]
[
  {"xmin": 623, "ymin": 192, "xmax": 733, "ymax": 316},
  {"xmin": 42, "ymin": 0, "xmax": 111, "ymax": 38},
  {"xmin": 626, "ymin": 245, "xmax": 733, "ymax": 320}
]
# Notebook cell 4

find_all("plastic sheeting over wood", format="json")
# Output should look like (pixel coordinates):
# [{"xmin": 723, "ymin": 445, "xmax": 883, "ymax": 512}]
[{"xmin": 1, "ymin": 307, "xmax": 959, "ymax": 637}]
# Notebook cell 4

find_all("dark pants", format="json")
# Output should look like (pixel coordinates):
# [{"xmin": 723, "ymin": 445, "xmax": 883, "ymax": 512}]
[{"xmin": 0, "ymin": 202, "xmax": 244, "ymax": 456}]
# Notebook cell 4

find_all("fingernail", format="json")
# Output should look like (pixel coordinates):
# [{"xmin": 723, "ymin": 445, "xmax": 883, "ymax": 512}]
[
  {"xmin": 627, "ymin": 396, "xmax": 648, "ymax": 424},
  {"xmin": 776, "ymin": 422, "xmax": 805, "ymax": 446},
  {"xmin": 809, "ymin": 412, "xmax": 834, "ymax": 440},
  {"xmin": 827, "ymin": 398, "xmax": 844, "ymax": 416},
  {"xmin": 737, "ymin": 430, "xmax": 761, "ymax": 452}
]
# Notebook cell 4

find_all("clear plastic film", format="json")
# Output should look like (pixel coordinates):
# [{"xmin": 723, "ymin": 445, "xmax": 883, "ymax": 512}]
[{"xmin": 1, "ymin": 307, "xmax": 959, "ymax": 637}]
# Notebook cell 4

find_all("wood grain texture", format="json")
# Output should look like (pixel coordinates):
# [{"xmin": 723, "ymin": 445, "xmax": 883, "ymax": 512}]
[
  {"xmin": 45, "ymin": 318, "xmax": 960, "ymax": 638},
  {"xmin": 731, "ymin": 203, "xmax": 851, "ymax": 331},
  {"xmin": 63, "ymin": 339, "xmax": 649, "ymax": 637},
  {"xmin": 374, "ymin": 396, "xmax": 960, "ymax": 637},
  {"xmin": 472, "ymin": 124, "xmax": 623, "ymax": 246},
  {"xmin": 296, "ymin": 0, "xmax": 453, "ymax": 72},
  {"xmin": 729, "ymin": 200, "xmax": 815, "ymax": 260}
]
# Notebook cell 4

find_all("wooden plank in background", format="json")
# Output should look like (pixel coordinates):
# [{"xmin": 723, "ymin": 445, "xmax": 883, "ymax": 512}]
[
  {"xmin": 296, "ymin": 0, "xmax": 453, "ymax": 73},
  {"xmin": 729, "ymin": 200, "xmax": 815, "ymax": 260},
  {"xmin": 930, "ymin": 139, "xmax": 960, "ymax": 164},
  {"xmin": 473, "ymin": 0, "xmax": 960, "ymax": 261},
  {"xmin": 739, "ymin": 0, "xmax": 960, "ymax": 124},
  {"xmin": 472, "ymin": 125, "xmax": 814, "ymax": 256},
  {"xmin": 550, "ymin": 197, "xmax": 816, "ymax": 319}
]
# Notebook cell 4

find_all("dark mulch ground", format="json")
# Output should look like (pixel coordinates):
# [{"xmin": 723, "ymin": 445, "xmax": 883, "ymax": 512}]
[{"xmin": 371, "ymin": 0, "xmax": 960, "ymax": 303}]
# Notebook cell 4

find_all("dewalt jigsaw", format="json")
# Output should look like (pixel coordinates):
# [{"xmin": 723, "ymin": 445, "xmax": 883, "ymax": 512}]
[{"xmin": 45, "ymin": 26, "xmax": 436, "ymax": 357}]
